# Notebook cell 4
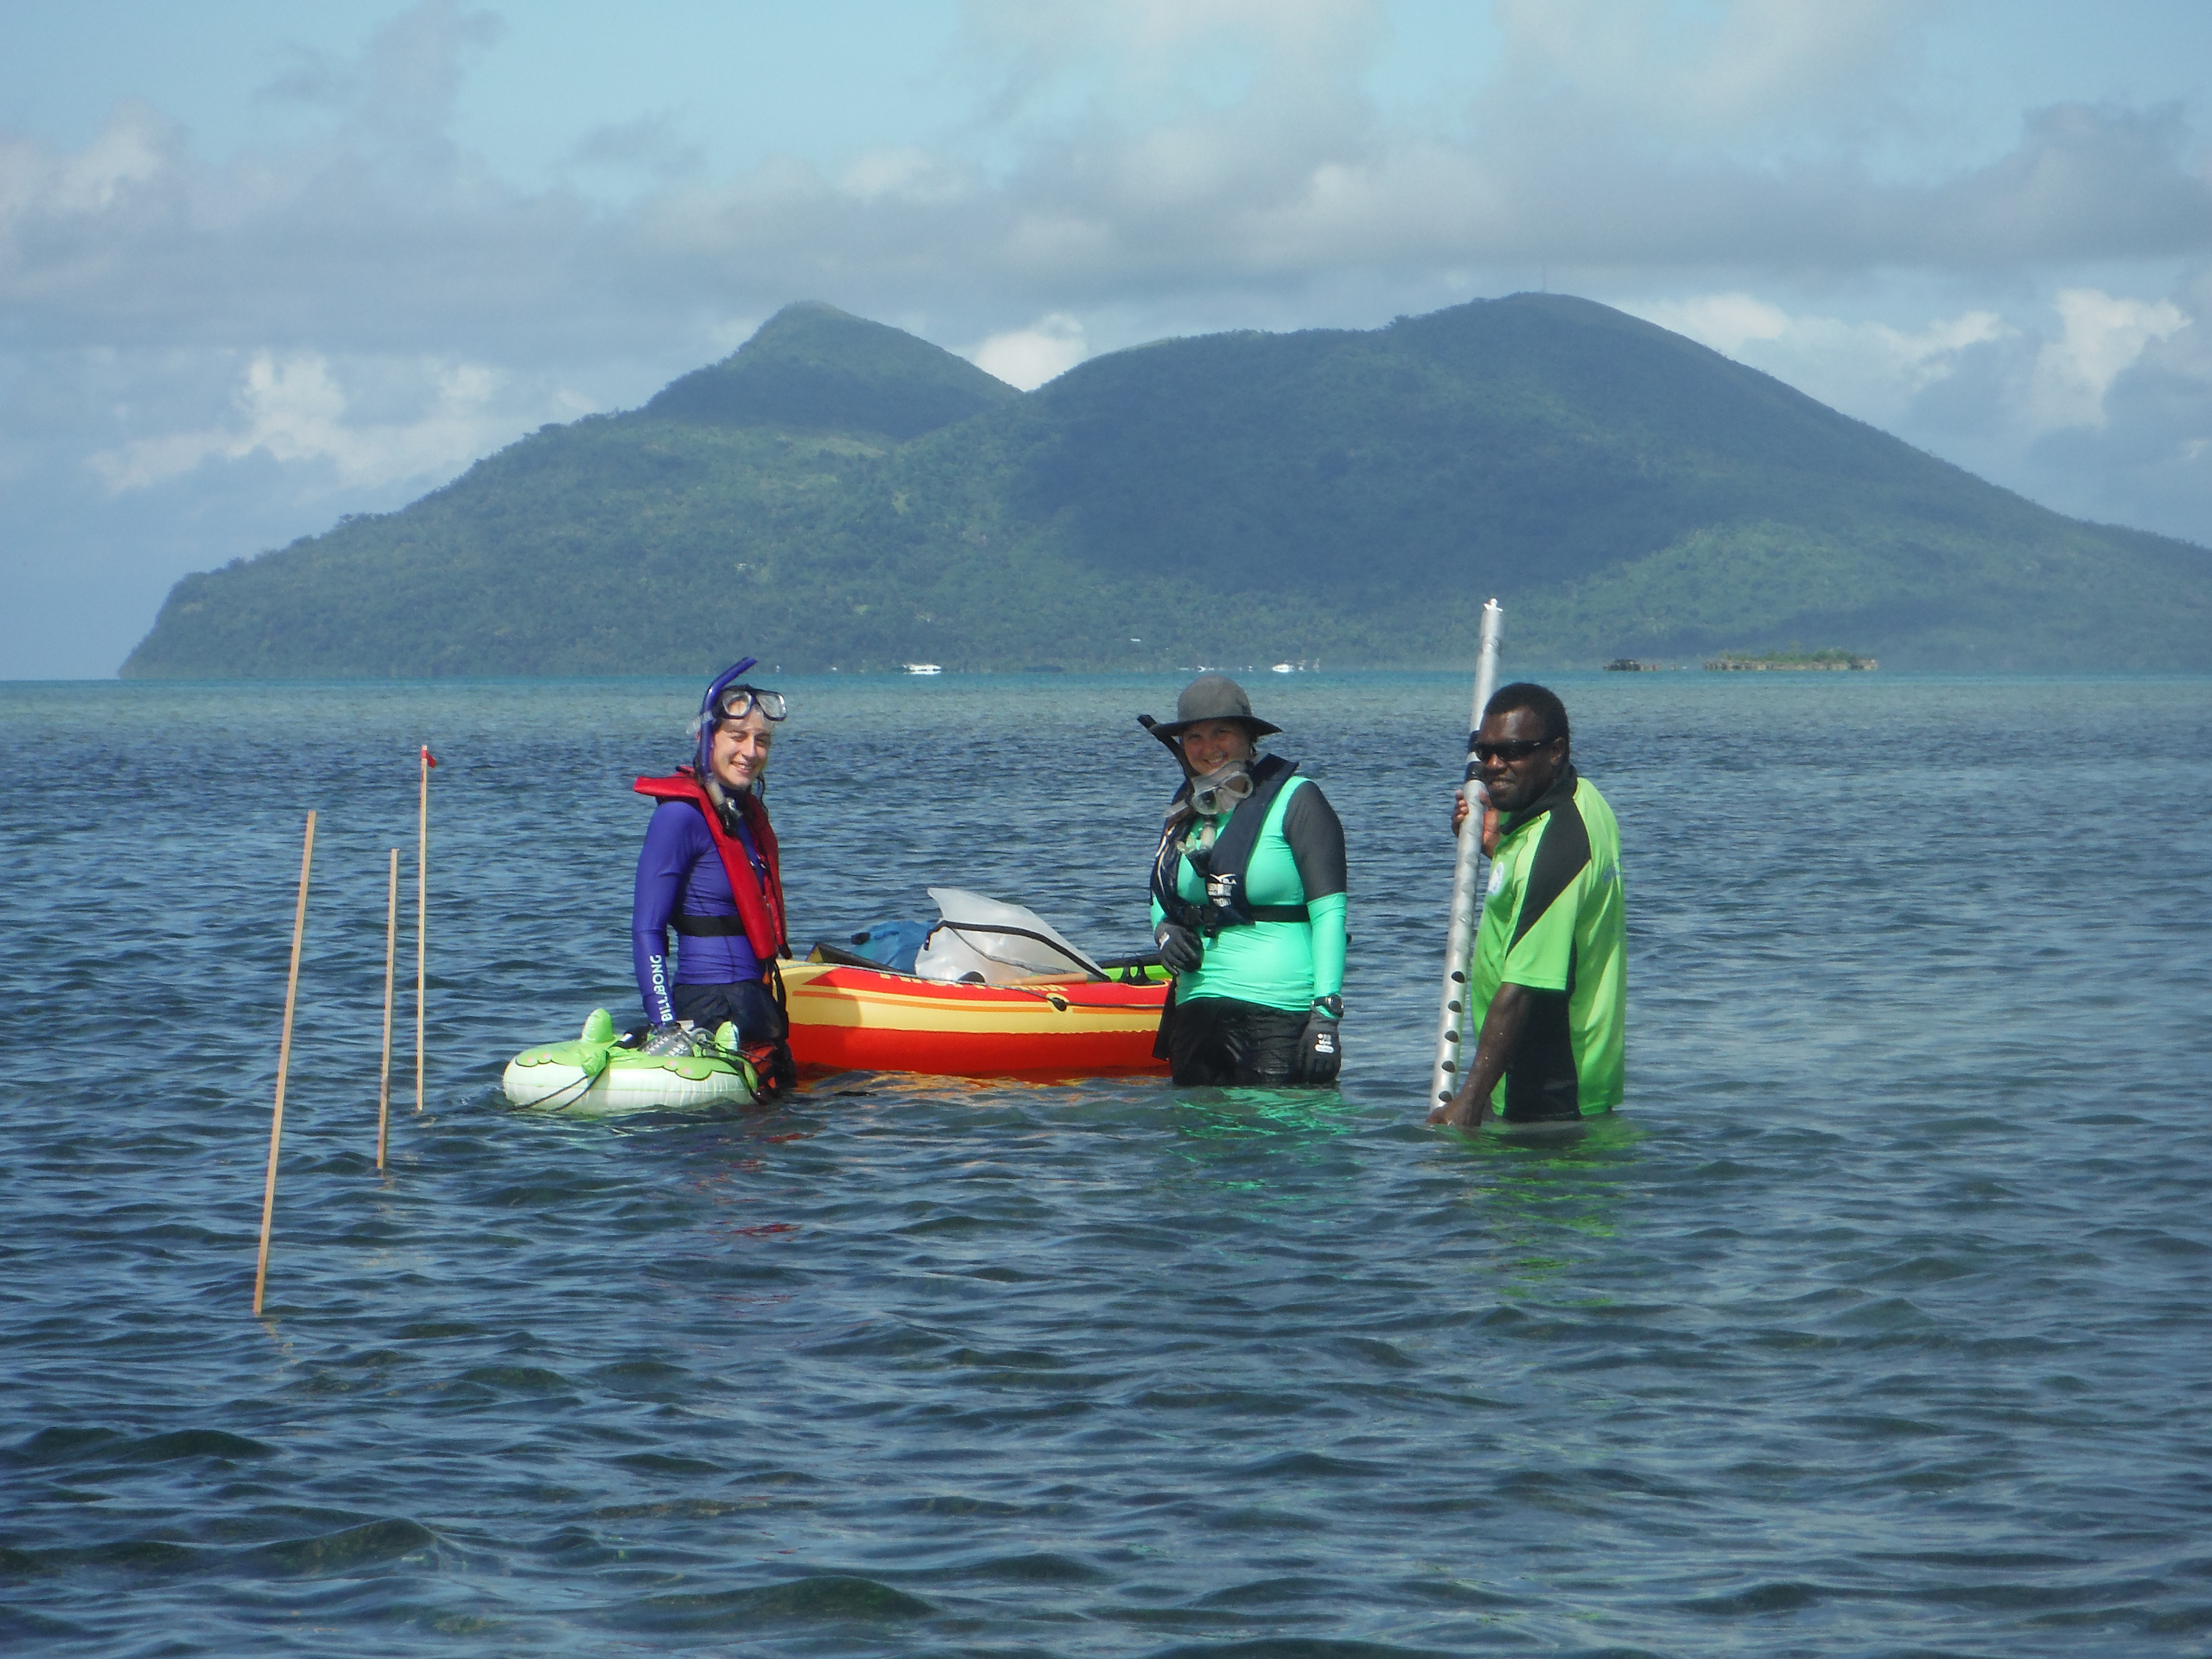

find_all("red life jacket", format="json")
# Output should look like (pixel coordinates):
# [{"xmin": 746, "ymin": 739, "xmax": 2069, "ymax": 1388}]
[{"xmin": 633, "ymin": 768, "xmax": 787, "ymax": 965}]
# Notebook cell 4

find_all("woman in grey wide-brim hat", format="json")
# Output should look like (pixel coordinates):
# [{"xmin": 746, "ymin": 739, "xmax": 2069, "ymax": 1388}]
[{"xmin": 1139, "ymin": 674, "xmax": 1348, "ymax": 1086}]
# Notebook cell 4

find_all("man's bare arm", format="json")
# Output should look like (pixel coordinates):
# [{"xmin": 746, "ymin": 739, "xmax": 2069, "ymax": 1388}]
[{"xmin": 1429, "ymin": 982, "xmax": 1531, "ymax": 1129}]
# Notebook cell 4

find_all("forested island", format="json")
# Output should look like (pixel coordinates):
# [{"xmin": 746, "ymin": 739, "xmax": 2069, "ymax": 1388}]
[{"xmin": 125, "ymin": 296, "xmax": 2212, "ymax": 677}]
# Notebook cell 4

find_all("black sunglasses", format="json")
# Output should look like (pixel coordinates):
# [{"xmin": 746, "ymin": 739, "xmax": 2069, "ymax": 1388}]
[{"xmin": 1472, "ymin": 735, "xmax": 1560, "ymax": 764}]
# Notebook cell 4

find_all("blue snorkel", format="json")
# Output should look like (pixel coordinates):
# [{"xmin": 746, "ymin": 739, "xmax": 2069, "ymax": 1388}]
[{"xmin": 692, "ymin": 656, "xmax": 759, "ymax": 774}]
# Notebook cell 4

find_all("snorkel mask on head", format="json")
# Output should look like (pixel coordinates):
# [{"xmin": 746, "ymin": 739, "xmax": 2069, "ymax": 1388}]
[{"xmin": 689, "ymin": 656, "xmax": 788, "ymax": 784}]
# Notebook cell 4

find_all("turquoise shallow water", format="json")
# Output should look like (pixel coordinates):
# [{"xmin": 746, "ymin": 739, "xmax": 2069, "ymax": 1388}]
[{"xmin": 3, "ymin": 670, "xmax": 2211, "ymax": 1657}]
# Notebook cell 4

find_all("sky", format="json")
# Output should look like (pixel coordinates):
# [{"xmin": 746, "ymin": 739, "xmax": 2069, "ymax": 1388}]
[{"xmin": 4, "ymin": 0, "xmax": 2210, "ymax": 677}]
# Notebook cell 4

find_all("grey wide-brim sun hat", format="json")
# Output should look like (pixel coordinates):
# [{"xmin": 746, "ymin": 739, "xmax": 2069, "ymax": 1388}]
[{"xmin": 1143, "ymin": 673, "xmax": 1282, "ymax": 741}]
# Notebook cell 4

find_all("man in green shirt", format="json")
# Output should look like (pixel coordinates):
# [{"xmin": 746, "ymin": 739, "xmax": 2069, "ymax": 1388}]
[{"xmin": 1432, "ymin": 683, "xmax": 1625, "ymax": 1129}]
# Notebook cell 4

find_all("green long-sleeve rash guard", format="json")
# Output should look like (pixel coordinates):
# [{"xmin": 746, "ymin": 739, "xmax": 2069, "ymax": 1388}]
[{"xmin": 1150, "ymin": 775, "xmax": 1349, "ymax": 1011}]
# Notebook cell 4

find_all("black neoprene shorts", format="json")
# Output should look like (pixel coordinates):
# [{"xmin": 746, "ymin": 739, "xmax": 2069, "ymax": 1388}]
[{"xmin": 1160, "ymin": 994, "xmax": 1309, "ymax": 1087}]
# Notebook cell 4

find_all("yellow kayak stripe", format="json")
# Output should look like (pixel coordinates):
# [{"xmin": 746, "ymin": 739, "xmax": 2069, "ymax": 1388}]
[{"xmin": 781, "ymin": 962, "xmax": 1162, "ymax": 1037}]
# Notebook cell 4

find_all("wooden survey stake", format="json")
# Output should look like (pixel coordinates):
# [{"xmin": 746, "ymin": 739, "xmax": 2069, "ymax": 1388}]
[
  {"xmin": 253, "ymin": 811, "xmax": 316, "ymax": 1315},
  {"xmin": 377, "ymin": 846, "xmax": 398, "ymax": 1168}
]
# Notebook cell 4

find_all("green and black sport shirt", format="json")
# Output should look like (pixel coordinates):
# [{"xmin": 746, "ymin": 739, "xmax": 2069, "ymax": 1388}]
[{"xmin": 1467, "ymin": 765, "xmax": 1626, "ymax": 1119}]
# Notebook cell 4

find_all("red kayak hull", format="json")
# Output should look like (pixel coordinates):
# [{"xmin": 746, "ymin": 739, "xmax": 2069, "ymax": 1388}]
[{"xmin": 781, "ymin": 961, "xmax": 1169, "ymax": 1078}]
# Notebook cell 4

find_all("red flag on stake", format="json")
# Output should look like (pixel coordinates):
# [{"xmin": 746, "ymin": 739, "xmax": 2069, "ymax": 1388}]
[{"xmin": 421, "ymin": 746, "xmax": 438, "ymax": 768}]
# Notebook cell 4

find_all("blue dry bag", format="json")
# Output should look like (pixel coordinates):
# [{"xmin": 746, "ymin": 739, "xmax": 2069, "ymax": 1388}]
[{"xmin": 847, "ymin": 920, "xmax": 933, "ymax": 975}]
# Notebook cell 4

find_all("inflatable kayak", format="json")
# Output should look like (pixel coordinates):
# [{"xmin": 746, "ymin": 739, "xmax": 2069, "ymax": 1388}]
[
  {"xmin": 509, "ymin": 891, "xmax": 1168, "ymax": 1094},
  {"xmin": 503, "ymin": 1009, "xmax": 765, "ymax": 1115},
  {"xmin": 781, "ymin": 958, "xmax": 1169, "ymax": 1078}
]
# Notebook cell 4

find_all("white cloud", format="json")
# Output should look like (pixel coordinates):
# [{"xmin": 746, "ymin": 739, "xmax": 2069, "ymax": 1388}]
[
  {"xmin": 11, "ymin": 0, "xmax": 2212, "ymax": 675},
  {"xmin": 565, "ymin": 116, "xmax": 704, "ymax": 181},
  {"xmin": 1489, "ymin": 0, "xmax": 1922, "ymax": 140},
  {"xmin": 259, "ymin": 1, "xmax": 503, "ymax": 139},
  {"xmin": 2027, "ymin": 287, "xmax": 2190, "ymax": 432},
  {"xmin": 49, "ymin": 101, "xmax": 173, "ymax": 212},
  {"xmin": 1631, "ymin": 292, "xmax": 1791, "ymax": 358},
  {"xmin": 5, "ymin": 6, "xmax": 2209, "ymax": 363},
  {"xmin": 837, "ymin": 145, "xmax": 969, "ymax": 204},
  {"xmin": 88, "ymin": 351, "xmax": 536, "ymax": 492},
  {"xmin": 1626, "ymin": 292, "xmax": 2013, "ymax": 423},
  {"xmin": 969, "ymin": 313, "xmax": 1088, "ymax": 388},
  {"xmin": 1614, "ymin": 281, "xmax": 2212, "ymax": 551},
  {"xmin": 967, "ymin": 0, "xmax": 1380, "ymax": 80}
]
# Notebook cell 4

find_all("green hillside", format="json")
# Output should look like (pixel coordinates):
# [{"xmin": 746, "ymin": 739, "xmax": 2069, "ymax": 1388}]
[
  {"xmin": 644, "ymin": 300, "xmax": 1018, "ymax": 438},
  {"xmin": 123, "ymin": 295, "xmax": 2212, "ymax": 677}
]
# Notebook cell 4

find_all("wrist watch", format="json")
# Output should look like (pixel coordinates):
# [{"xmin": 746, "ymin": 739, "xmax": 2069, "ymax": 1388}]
[{"xmin": 1312, "ymin": 995, "xmax": 1343, "ymax": 1019}]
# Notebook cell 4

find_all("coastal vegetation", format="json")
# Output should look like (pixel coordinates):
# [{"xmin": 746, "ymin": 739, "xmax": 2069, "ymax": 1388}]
[
  {"xmin": 1704, "ymin": 648, "xmax": 1879, "ymax": 671},
  {"xmin": 124, "ymin": 296, "xmax": 2212, "ymax": 677}
]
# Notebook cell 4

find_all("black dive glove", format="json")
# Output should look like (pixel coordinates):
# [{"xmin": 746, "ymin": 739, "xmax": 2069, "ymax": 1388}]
[
  {"xmin": 1296, "ymin": 996, "xmax": 1343, "ymax": 1085},
  {"xmin": 1155, "ymin": 922, "xmax": 1203, "ymax": 975}
]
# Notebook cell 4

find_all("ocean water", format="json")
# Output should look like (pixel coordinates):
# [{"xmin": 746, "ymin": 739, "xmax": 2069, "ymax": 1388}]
[{"xmin": 3, "ymin": 669, "xmax": 2210, "ymax": 1658}]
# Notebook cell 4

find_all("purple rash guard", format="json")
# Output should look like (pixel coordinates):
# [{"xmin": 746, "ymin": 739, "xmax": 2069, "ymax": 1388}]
[{"xmin": 632, "ymin": 799, "xmax": 767, "ymax": 1024}]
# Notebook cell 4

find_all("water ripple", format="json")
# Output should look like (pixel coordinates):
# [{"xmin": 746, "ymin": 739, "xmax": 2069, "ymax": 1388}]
[{"xmin": 2, "ymin": 672, "xmax": 2210, "ymax": 1655}]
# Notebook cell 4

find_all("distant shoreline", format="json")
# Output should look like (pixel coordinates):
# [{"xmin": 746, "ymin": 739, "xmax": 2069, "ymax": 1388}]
[{"xmin": 1704, "ymin": 652, "xmax": 1879, "ymax": 672}]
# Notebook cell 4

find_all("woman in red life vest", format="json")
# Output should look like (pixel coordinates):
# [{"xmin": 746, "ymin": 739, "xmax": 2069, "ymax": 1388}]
[{"xmin": 630, "ymin": 658, "xmax": 792, "ymax": 1078}]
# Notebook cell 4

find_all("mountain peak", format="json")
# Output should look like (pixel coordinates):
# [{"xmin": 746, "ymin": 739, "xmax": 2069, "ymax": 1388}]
[
  {"xmin": 643, "ymin": 301, "xmax": 1017, "ymax": 440},
  {"xmin": 120, "ymin": 294, "xmax": 2212, "ymax": 679}
]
